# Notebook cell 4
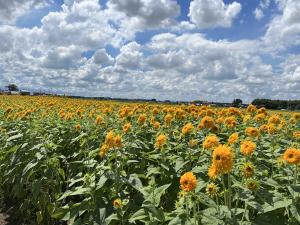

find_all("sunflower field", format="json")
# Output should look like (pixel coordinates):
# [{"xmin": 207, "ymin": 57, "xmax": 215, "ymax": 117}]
[{"xmin": 0, "ymin": 95, "xmax": 299, "ymax": 225}]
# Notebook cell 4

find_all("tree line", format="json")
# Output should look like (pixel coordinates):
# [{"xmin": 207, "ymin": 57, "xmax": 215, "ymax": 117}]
[{"xmin": 252, "ymin": 99, "xmax": 300, "ymax": 110}]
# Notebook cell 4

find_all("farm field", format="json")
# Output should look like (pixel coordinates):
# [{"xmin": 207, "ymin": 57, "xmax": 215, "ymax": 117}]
[{"xmin": 0, "ymin": 95, "xmax": 299, "ymax": 225}]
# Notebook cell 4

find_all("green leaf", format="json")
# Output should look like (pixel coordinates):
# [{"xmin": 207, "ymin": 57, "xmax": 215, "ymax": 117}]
[
  {"xmin": 129, "ymin": 209, "xmax": 149, "ymax": 223},
  {"xmin": 290, "ymin": 203, "xmax": 300, "ymax": 223},
  {"xmin": 22, "ymin": 160, "xmax": 39, "ymax": 175},
  {"xmin": 58, "ymin": 187, "xmax": 90, "ymax": 201},
  {"xmin": 105, "ymin": 213, "xmax": 119, "ymax": 224},
  {"xmin": 36, "ymin": 211, "xmax": 43, "ymax": 224},
  {"xmin": 7, "ymin": 133, "xmax": 23, "ymax": 142},
  {"xmin": 263, "ymin": 199, "xmax": 293, "ymax": 213},
  {"xmin": 175, "ymin": 157, "xmax": 188, "ymax": 172},
  {"xmin": 128, "ymin": 173, "xmax": 143, "ymax": 191},
  {"xmin": 94, "ymin": 208, "xmax": 106, "ymax": 225},
  {"xmin": 51, "ymin": 206, "xmax": 70, "ymax": 220},
  {"xmin": 96, "ymin": 175, "xmax": 107, "ymax": 189}
]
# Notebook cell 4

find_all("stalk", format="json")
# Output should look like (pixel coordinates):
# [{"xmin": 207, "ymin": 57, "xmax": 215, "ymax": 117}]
[
  {"xmin": 222, "ymin": 176, "xmax": 228, "ymax": 207},
  {"xmin": 193, "ymin": 199, "xmax": 197, "ymax": 225},
  {"xmin": 294, "ymin": 164, "xmax": 298, "ymax": 185},
  {"xmin": 228, "ymin": 173, "xmax": 232, "ymax": 210},
  {"xmin": 241, "ymin": 202, "xmax": 248, "ymax": 224},
  {"xmin": 216, "ymin": 194, "xmax": 220, "ymax": 216}
]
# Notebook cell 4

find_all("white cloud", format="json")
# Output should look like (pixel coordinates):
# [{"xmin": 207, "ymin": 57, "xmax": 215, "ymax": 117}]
[
  {"xmin": 263, "ymin": 0, "xmax": 300, "ymax": 49},
  {"xmin": 0, "ymin": 0, "xmax": 299, "ymax": 102},
  {"xmin": 93, "ymin": 49, "xmax": 114, "ymax": 66},
  {"xmin": 0, "ymin": 0, "xmax": 49, "ymax": 24},
  {"xmin": 41, "ymin": 45, "xmax": 83, "ymax": 69},
  {"xmin": 107, "ymin": 0, "xmax": 180, "ymax": 28},
  {"xmin": 254, "ymin": 8, "xmax": 264, "ymax": 20},
  {"xmin": 116, "ymin": 42, "xmax": 143, "ymax": 69},
  {"xmin": 188, "ymin": 0, "xmax": 242, "ymax": 29},
  {"xmin": 253, "ymin": 0, "xmax": 270, "ymax": 20}
]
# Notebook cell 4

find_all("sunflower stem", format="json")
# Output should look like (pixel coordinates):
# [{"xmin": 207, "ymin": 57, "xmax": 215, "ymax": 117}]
[
  {"xmin": 228, "ymin": 173, "xmax": 232, "ymax": 211},
  {"xmin": 193, "ymin": 198, "xmax": 197, "ymax": 225},
  {"xmin": 295, "ymin": 164, "xmax": 298, "ymax": 185},
  {"xmin": 222, "ymin": 176, "xmax": 228, "ymax": 207},
  {"xmin": 241, "ymin": 202, "xmax": 248, "ymax": 224},
  {"xmin": 216, "ymin": 194, "xmax": 220, "ymax": 216}
]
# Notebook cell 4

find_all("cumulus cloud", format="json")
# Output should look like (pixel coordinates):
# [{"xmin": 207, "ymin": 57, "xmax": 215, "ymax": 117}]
[
  {"xmin": 253, "ymin": 0, "xmax": 270, "ymax": 20},
  {"xmin": 41, "ymin": 45, "xmax": 83, "ymax": 69},
  {"xmin": 93, "ymin": 49, "xmax": 114, "ymax": 66},
  {"xmin": 254, "ymin": 8, "xmax": 264, "ymax": 20},
  {"xmin": 116, "ymin": 42, "xmax": 143, "ymax": 69},
  {"xmin": 0, "ymin": 0, "xmax": 49, "ymax": 24},
  {"xmin": 107, "ymin": 0, "xmax": 180, "ymax": 28},
  {"xmin": 188, "ymin": 0, "xmax": 242, "ymax": 29},
  {"xmin": 263, "ymin": 0, "xmax": 300, "ymax": 49},
  {"xmin": 0, "ymin": 0, "xmax": 299, "ymax": 102}
]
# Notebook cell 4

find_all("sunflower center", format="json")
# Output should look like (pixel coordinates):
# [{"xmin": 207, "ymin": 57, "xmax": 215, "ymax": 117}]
[
  {"xmin": 288, "ymin": 154, "xmax": 294, "ymax": 158},
  {"xmin": 216, "ymin": 155, "xmax": 221, "ymax": 161}
]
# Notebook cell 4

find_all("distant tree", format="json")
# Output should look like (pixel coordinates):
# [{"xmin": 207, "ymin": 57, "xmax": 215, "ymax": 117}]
[
  {"xmin": 252, "ymin": 98, "xmax": 300, "ymax": 110},
  {"xmin": 232, "ymin": 98, "xmax": 242, "ymax": 107},
  {"xmin": 6, "ymin": 84, "xmax": 19, "ymax": 92}
]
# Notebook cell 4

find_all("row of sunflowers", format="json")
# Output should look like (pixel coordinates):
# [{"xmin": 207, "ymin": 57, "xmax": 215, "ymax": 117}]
[{"xmin": 0, "ymin": 95, "xmax": 299, "ymax": 225}]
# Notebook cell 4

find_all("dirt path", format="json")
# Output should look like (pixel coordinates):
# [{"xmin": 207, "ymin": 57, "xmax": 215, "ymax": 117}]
[{"xmin": 0, "ymin": 213, "xmax": 8, "ymax": 225}]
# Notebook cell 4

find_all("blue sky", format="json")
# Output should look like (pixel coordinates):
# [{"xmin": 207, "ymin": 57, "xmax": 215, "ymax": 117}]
[{"xmin": 0, "ymin": 0, "xmax": 300, "ymax": 102}]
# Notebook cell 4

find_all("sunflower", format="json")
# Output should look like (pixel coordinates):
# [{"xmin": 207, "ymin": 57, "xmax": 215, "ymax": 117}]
[
  {"xmin": 105, "ymin": 131, "xmax": 115, "ymax": 148},
  {"xmin": 99, "ymin": 144, "xmax": 109, "ymax": 158},
  {"xmin": 228, "ymin": 133, "xmax": 239, "ymax": 145},
  {"xmin": 292, "ymin": 113, "xmax": 300, "ymax": 120},
  {"xmin": 243, "ymin": 115, "xmax": 251, "ymax": 123},
  {"xmin": 153, "ymin": 121, "xmax": 160, "ymax": 129},
  {"xmin": 155, "ymin": 134, "xmax": 167, "ymax": 149},
  {"xmin": 254, "ymin": 113, "xmax": 266, "ymax": 122},
  {"xmin": 206, "ymin": 183, "xmax": 218, "ymax": 197},
  {"xmin": 203, "ymin": 135, "xmax": 219, "ymax": 150},
  {"xmin": 114, "ymin": 135, "xmax": 122, "ymax": 148},
  {"xmin": 95, "ymin": 115, "xmax": 104, "ymax": 125},
  {"xmin": 245, "ymin": 127, "xmax": 259, "ymax": 138},
  {"xmin": 75, "ymin": 124, "xmax": 81, "ymax": 130},
  {"xmin": 267, "ymin": 123, "xmax": 276, "ymax": 134},
  {"xmin": 259, "ymin": 124, "xmax": 269, "ymax": 133},
  {"xmin": 138, "ymin": 114, "xmax": 146, "ymax": 125},
  {"xmin": 113, "ymin": 198, "xmax": 122, "ymax": 209},
  {"xmin": 268, "ymin": 115, "xmax": 281, "ymax": 124},
  {"xmin": 293, "ymin": 131, "xmax": 300, "ymax": 139},
  {"xmin": 212, "ymin": 145, "xmax": 234, "ymax": 174},
  {"xmin": 242, "ymin": 162, "xmax": 255, "ymax": 178},
  {"xmin": 246, "ymin": 179, "xmax": 259, "ymax": 191},
  {"xmin": 208, "ymin": 164, "xmax": 218, "ymax": 180},
  {"xmin": 189, "ymin": 139, "xmax": 198, "ymax": 148},
  {"xmin": 247, "ymin": 104, "xmax": 257, "ymax": 113},
  {"xmin": 164, "ymin": 114, "xmax": 173, "ymax": 126},
  {"xmin": 257, "ymin": 107, "xmax": 267, "ymax": 114},
  {"xmin": 152, "ymin": 107, "xmax": 159, "ymax": 115},
  {"xmin": 182, "ymin": 123, "xmax": 194, "ymax": 135},
  {"xmin": 123, "ymin": 122, "xmax": 131, "ymax": 132},
  {"xmin": 283, "ymin": 148, "xmax": 300, "ymax": 165},
  {"xmin": 180, "ymin": 172, "xmax": 197, "ymax": 192},
  {"xmin": 240, "ymin": 140, "xmax": 256, "ymax": 156},
  {"xmin": 224, "ymin": 116, "xmax": 237, "ymax": 128},
  {"xmin": 198, "ymin": 116, "xmax": 214, "ymax": 129}
]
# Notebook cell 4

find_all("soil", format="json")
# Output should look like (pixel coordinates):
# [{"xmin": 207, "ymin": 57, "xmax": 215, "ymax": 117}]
[
  {"xmin": 0, "ymin": 212, "xmax": 8, "ymax": 225},
  {"xmin": 0, "ymin": 208, "xmax": 21, "ymax": 225}
]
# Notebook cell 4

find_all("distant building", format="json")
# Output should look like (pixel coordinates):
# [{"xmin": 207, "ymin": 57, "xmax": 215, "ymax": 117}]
[
  {"xmin": 20, "ymin": 90, "xmax": 31, "ymax": 95},
  {"xmin": 10, "ymin": 91, "xmax": 20, "ymax": 95}
]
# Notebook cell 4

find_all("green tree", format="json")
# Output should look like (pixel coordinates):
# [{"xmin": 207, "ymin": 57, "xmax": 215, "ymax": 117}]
[
  {"xmin": 6, "ymin": 84, "xmax": 19, "ymax": 91},
  {"xmin": 232, "ymin": 98, "xmax": 242, "ymax": 107}
]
